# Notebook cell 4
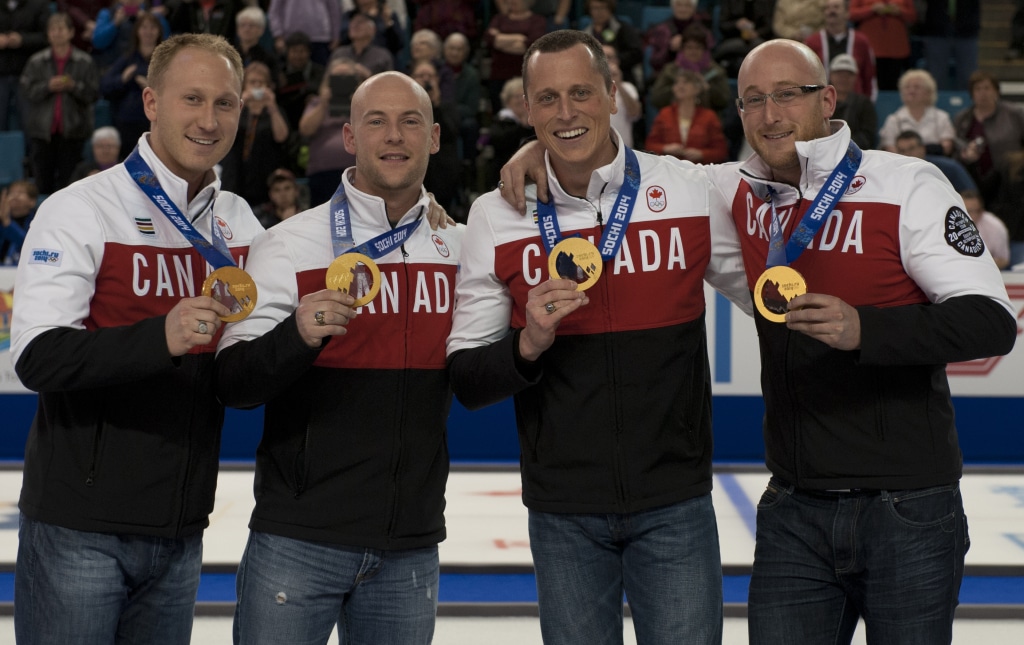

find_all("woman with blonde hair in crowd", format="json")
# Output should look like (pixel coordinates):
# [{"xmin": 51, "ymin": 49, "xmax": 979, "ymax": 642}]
[
  {"xmin": 878, "ymin": 68, "xmax": 955, "ymax": 156},
  {"xmin": 644, "ymin": 69, "xmax": 727, "ymax": 163}
]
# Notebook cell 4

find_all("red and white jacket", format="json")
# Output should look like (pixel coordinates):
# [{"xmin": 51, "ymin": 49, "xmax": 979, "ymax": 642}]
[
  {"xmin": 705, "ymin": 123, "xmax": 1015, "ymax": 490},
  {"xmin": 447, "ymin": 133, "xmax": 750, "ymax": 514}
]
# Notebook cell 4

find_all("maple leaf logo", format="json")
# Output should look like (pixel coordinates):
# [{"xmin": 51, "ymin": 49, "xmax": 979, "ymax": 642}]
[{"xmin": 646, "ymin": 185, "xmax": 667, "ymax": 212}]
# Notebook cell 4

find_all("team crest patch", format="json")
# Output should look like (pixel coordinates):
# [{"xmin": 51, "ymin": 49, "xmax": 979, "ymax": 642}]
[
  {"xmin": 432, "ymin": 233, "xmax": 450, "ymax": 258},
  {"xmin": 846, "ymin": 175, "xmax": 866, "ymax": 195},
  {"xmin": 28, "ymin": 248, "xmax": 62, "ymax": 266},
  {"xmin": 646, "ymin": 186, "xmax": 666, "ymax": 212},
  {"xmin": 215, "ymin": 216, "xmax": 234, "ymax": 241},
  {"xmin": 944, "ymin": 206, "xmax": 985, "ymax": 257},
  {"xmin": 135, "ymin": 216, "xmax": 155, "ymax": 236}
]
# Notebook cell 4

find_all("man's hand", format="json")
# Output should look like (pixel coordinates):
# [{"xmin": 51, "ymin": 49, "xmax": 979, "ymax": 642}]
[
  {"xmin": 165, "ymin": 296, "xmax": 232, "ymax": 356},
  {"xmin": 518, "ymin": 279, "xmax": 589, "ymax": 361},
  {"xmin": 785, "ymin": 293, "xmax": 861, "ymax": 350},
  {"xmin": 424, "ymin": 192, "xmax": 457, "ymax": 229},
  {"xmin": 295, "ymin": 289, "xmax": 359, "ymax": 348},
  {"xmin": 499, "ymin": 140, "xmax": 547, "ymax": 214}
]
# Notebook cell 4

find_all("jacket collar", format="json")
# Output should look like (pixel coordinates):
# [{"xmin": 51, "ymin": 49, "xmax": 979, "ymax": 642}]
[
  {"xmin": 135, "ymin": 133, "xmax": 222, "ymax": 220},
  {"xmin": 341, "ymin": 167, "xmax": 429, "ymax": 229},
  {"xmin": 738, "ymin": 120, "xmax": 852, "ymax": 198},
  {"xmin": 543, "ymin": 128, "xmax": 627, "ymax": 207}
]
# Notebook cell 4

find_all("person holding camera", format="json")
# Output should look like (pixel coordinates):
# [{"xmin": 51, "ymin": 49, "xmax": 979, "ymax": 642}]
[
  {"xmin": 298, "ymin": 57, "xmax": 368, "ymax": 205},
  {"xmin": 411, "ymin": 58, "xmax": 462, "ymax": 218},
  {"xmin": 220, "ymin": 60, "xmax": 289, "ymax": 208}
]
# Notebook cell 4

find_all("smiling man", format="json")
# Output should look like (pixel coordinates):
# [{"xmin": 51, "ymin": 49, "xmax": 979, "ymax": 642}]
[
  {"xmin": 705, "ymin": 38, "xmax": 1016, "ymax": 644},
  {"xmin": 446, "ymin": 30, "xmax": 749, "ymax": 644},
  {"xmin": 10, "ymin": 33, "xmax": 264, "ymax": 644},
  {"xmin": 215, "ymin": 71, "xmax": 462, "ymax": 645}
]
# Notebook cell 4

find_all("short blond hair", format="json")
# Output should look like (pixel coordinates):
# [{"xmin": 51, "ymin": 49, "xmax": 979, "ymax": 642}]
[
  {"xmin": 148, "ymin": 33, "xmax": 244, "ymax": 92},
  {"xmin": 898, "ymin": 69, "xmax": 938, "ymax": 106}
]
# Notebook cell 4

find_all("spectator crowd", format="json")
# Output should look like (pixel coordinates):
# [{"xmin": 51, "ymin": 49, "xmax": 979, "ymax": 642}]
[{"xmin": 1, "ymin": 0, "xmax": 1022, "ymax": 268}]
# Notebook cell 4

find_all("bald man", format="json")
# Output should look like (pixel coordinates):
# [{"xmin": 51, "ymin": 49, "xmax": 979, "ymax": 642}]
[
  {"xmin": 708, "ymin": 38, "xmax": 1015, "ymax": 644},
  {"xmin": 216, "ymin": 71, "xmax": 463, "ymax": 645}
]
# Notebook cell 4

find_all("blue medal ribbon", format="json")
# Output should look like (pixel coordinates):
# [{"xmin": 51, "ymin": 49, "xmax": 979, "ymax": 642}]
[
  {"xmin": 329, "ymin": 178, "xmax": 422, "ymax": 260},
  {"xmin": 766, "ymin": 142, "xmax": 862, "ymax": 268},
  {"xmin": 535, "ymin": 146, "xmax": 642, "ymax": 261},
  {"xmin": 125, "ymin": 146, "xmax": 235, "ymax": 270}
]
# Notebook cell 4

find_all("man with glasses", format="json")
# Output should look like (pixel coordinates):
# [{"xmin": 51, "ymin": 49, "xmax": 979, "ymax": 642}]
[
  {"xmin": 497, "ymin": 36, "xmax": 1016, "ymax": 645},
  {"xmin": 714, "ymin": 38, "xmax": 1015, "ymax": 644}
]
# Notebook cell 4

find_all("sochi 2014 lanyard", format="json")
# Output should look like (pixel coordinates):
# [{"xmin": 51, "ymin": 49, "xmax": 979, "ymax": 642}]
[
  {"xmin": 535, "ymin": 145, "xmax": 641, "ymax": 260},
  {"xmin": 765, "ymin": 141, "xmax": 862, "ymax": 268},
  {"xmin": 124, "ymin": 146, "xmax": 235, "ymax": 270},
  {"xmin": 328, "ymin": 178, "xmax": 422, "ymax": 260}
]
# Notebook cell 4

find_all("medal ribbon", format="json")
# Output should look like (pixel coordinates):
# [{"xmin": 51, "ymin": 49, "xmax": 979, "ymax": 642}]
[
  {"xmin": 535, "ymin": 146, "xmax": 642, "ymax": 260},
  {"xmin": 766, "ymin": 142, "xmax": 862, "ymax": 267},
  {"xmin": 329, "ymin": 179, "xmax": 422, "ymax": 260},
  {"xmin": 125, "ymin": 146, "xmax": 235, "ymax": 270}
]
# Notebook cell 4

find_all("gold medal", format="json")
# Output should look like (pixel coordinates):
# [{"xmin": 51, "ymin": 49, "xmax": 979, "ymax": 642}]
[
  {"xmin": 325, "ymin": 252, "xmax": 381, "ymax": 307},
  {"xmin": 754, "ymin": 266, "xmax": 807, "ymax": 323},
  {"xmin": 548, "ymin": 237, "xmax": 602, "ymax": 291},
  {"xmin": 202, "ymin": 266, "xmax": 258, "ymax": 322}
]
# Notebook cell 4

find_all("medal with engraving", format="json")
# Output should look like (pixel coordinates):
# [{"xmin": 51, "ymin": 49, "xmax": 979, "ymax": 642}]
[
  {"xmin": 125, "ymin": 145, "xmax": 257, "ymax": 321},
  {"xmin": 754, "ymin": 265, "xmax": 807, "ymax": 323},
  {"xmin": 548, "ymin": 237, "xmax": 603, "ymax": 291},
  {"xmin": 325, "ymin": 252, "xmax": 381, "ymax": 307},
  {"xmin": 535, "ymin": 146, "xmax": 641, "ymax": 291},
  {"xmin": 202, "ymin": 266, "xmax": 258, "ymax": 322},
  {"xmin": 325, "ymin": 174, "xmax": 422, "ymax": 307},
  {"xmin": 758, "ymin": 142, "xmax": 862, "ymax": 323}
]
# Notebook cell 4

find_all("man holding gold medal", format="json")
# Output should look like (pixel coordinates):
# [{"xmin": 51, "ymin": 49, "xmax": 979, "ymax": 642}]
[
  {"xmin": 215, "ymin": 71, "xmax": 461, "ymax": 644},
  {"xmin": 499, "ymin": 36, "xmax": 1017, "ymax": 645},
  {"xmin": 10, "ymin": 34, "xmax": 265, "ymax": 643},
  {"xmin": 713, "ymin": 39, "xmax": 1016, "ymax": 644},
  {"xmin": 447, "ymin": 30, "xmax": 750, "ymax": 644}
]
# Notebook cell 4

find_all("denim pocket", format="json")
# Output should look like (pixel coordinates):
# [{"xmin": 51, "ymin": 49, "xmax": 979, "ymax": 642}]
[
  {"xmin": 885, "ymin": 484, "xmax": 959, "ymax": 530},
  {"xmin": 756, "ymin": 479, "xmax": 789, "ymax": 510}
]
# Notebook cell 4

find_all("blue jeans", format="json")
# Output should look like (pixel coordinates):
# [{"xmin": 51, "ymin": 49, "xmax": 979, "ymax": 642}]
[
  {"xmin": 748, "ymin": 478, "xmax": 969, "ymax": 645},
  {"xmin": 233, "ymin": 531, "xmax": 439, "ymax": 645},
  {"xmin": 528, "ymin": 495, "xmax": 723, "ymax": 645},
  {"xmin": 15, "ymin": 514, "xmax": 203, "ymax": 645}
]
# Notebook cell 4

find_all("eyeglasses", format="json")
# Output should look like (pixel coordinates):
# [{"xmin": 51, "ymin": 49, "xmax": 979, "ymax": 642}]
[{"xmin": 736, "ymin": 85, "xmax": 825, "ymax": 112}]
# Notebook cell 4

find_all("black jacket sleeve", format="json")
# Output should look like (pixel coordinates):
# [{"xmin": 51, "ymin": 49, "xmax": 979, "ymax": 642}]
[
  {"xmin": 858, "ymin": 294, "xmax": 1016, "ymax": 366},
  {"xmin": 15, "ymin": 317, "xmax": 177, "ymax": 392},
  {"xmin": 447, "ymin": 329, "xmax": 541, "ymax": 411},
  {"xmin": 215, "ymin": 312, "xmax": 324, "ymax": 409}
]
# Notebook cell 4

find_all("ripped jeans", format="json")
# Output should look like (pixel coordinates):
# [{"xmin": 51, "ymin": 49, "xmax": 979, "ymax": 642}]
[{"xmin": 233, "ymin": 531, "xmax": 438, "ymax": 645}]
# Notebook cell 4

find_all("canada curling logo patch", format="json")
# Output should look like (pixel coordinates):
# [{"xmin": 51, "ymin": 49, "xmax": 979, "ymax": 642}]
[
  {"xmin": 646, "ymin": 186, "xmax": 666, "ymax": 212},
  {"xmin": 432, "ymin": 233, "xmax": 450, "ymax": 258},
  {"xmin": 944, "ymin": 206, "xmax": 985, "ymax": 257}
]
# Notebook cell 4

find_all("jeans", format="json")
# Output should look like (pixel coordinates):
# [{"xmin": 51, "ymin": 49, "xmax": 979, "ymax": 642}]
[
  {"xmin": 528, "ymin": 495, "xmax": 723, "ymax": 645},
  {"xmin": 748, "ymin": 478, "xmax": 969, "ymax": 645},
  {"xmin": 15, "ymin": 514, "xmax": 203, "ymax": 645},
  {"xmin": 233, "ymin": 531, "xmax": 438, "ymax": 645}
]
